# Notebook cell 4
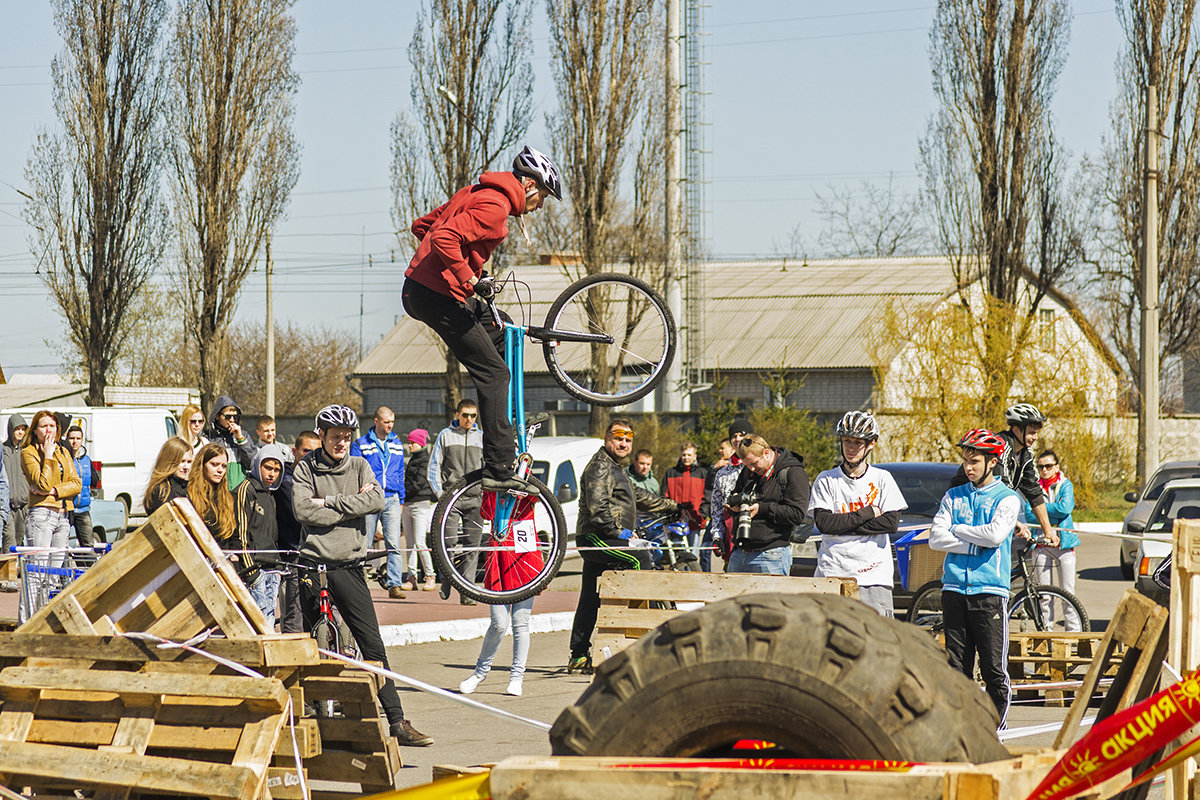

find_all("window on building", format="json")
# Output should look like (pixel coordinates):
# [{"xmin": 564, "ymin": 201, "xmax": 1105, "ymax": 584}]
[
  {"xmin": 1038, "ymin": 308, "xmax": 1055, "ymax": 349},
  {"xmin": 426, "ymin": 399, "xmax": 446, "ymax": 416}
]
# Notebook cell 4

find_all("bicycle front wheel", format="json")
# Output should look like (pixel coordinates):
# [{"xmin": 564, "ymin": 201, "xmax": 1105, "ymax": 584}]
[
  {"xmin": 1008, "ymin": 586, "xmax": 1090, "ymax": 633},
  {"xmin": 430, "ymin": 469, "xmax": 568, "ymax": 603},
  {"xmin": 542, "ymin": 272, "xmax": 676, "ymax": 406}
]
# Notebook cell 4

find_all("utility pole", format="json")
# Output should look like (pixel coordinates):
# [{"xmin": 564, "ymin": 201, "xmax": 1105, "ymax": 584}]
[
  {"xmin": 1140, "ymin": 84, "xmax": 1160, "ymax": 483},
  {"xmin": 265, "ymin": 234, "xmax": 275, "ymax": 417},
  {"xmin": 663, "ymin": 0, "xmax": 686, "ymax": 412}
]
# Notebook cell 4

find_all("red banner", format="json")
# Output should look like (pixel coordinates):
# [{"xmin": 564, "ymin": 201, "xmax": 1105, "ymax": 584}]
[
  {"xmin": 1026, "ymin": 670, "xmax": 1200, "ymax": 800},
  {"xmin": 614, "ymin": 758, "xmax": 916, "ymax": 772}
]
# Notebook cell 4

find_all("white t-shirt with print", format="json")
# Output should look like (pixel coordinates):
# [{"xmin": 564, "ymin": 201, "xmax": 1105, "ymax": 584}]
[{"xmin": 808, "ymin": 465, "xmax": 907, "ymax": 588}]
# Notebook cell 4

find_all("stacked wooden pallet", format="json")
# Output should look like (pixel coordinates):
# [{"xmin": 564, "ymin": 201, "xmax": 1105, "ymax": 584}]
[
  {"xmin": 1007, "ymin": 632, "xmax": 1128, "ymax": 706},
  {"xmin": 0, "ymin": 499, "xmax": 402, "ymax": 799},
  {"xmin": 592, "ymin": 570, "xmax": 858, "ymax": 664}
]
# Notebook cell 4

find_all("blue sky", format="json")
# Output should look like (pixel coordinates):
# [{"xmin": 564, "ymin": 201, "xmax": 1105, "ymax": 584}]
[{"xmin": 0, "ymin": 1, "xmax": 1122, "ymax": 376}]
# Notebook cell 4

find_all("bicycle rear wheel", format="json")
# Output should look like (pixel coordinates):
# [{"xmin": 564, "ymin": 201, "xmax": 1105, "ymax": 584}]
[
  {"xmin": 430, "ymin": 469, "xmax": 568, "ymax": 603},
  {"xmin": 542, "ymin": 272, "xmax": 675, "ymax": 406},
  {"xmin": 906, "ymin": 580, "xmax": 944, "ymax": 634},
  {"xmin": 1008, "ymin": 586, "xmax": 1089, "ymax": 633}
]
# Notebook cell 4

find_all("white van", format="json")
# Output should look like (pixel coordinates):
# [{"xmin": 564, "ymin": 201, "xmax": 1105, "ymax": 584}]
[
  {"xmin": 527, "ymin": 436, "xmax": 603, "ymax": 556},
  {"xmin": 2, "ymin": 406, "xmax": 179, "ymax": 517}
]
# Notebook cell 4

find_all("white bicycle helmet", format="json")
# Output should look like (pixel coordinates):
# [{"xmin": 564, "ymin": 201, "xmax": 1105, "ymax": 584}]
[
  {"xmin": 315, "ymin": 404, "xmax": 359, "ymax": 431},
  {"xmin": 512, "ymin": 145, "xmax": 563, "ymax": 200},
  {"xmin": 1004, "ymin": 403, "xmax": 1047, "ymax": 426},
  {"xmin": 835, "ymin": 411, "xmax": 880, "ymax": 441}
]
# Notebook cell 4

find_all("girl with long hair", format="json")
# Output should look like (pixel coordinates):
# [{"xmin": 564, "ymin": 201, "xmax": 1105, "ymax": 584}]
[
  {"xmin": 180, "ymin": 404, "xmax": 207, "ymax": 451},
  {"xmin": 144, "ymin": 439, "xmax": 194, "ymax": 515},
  {"xmin": 19, "ymin": 410, "xmax": 81, "ymax": 620},
  {"xmin": 187, "ymin": 443, "xmax": 235, "ymax": 541}
]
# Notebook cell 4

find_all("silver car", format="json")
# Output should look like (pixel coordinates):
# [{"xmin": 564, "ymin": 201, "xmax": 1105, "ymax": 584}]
[
  {"xmin": 1132, "ymin": 479, "xmax": 1200, "ymax": 596},
  {"xmin": 1120, "ymin": 461, "xmax": 1200, "ymax": 579}
]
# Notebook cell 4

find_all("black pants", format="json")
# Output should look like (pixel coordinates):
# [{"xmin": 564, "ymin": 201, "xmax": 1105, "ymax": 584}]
[
  {"xmin": 71, "ymin": 510, "xmax": 94, "ymax": 546},
  {"xmin": 569, "ymin": 550, "xmax": 654, "ymax": 658},
  {"xmin": 942, "ymin": 590, "xmax": 1009, "ymax": 725},
  {"xmin": 402, "ymin": 278, "xmax": 514, "ymax": 481},
  {"xmin": 300, "ymin": 565, "xmax": 406, "ymax": 725}
]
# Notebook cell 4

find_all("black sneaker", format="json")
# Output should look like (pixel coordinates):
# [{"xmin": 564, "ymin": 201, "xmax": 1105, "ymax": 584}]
[
  {"xmin": 390, "ymin": 719, "xmax": 433, "ymax": 747},
  {"xmin": 460, "ymin": 595, "xmax": 477, "ymax": 606},
  {"xmin": 482, "ymin": 474, "xmax": 536, "ymax": 494},
  {"xmin": 566, "ymin": 655, "xmax": 593, "ymax": 674},
  {"xmin": 438, "ymin": 578, "xmax": 452, "ymax": 600}
]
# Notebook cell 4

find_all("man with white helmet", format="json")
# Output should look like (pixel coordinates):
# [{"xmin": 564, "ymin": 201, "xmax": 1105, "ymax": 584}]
[
  {"xmin": 808, "ymin": 411, "xmax": 907, "ymax": 617},
  {"xmin": 402, "ymin": 146, "xmax": 563, "ymax": 495}
]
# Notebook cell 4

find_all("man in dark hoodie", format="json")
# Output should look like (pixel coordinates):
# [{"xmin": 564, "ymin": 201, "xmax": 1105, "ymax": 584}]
[
  {"xmin": 276, "ymin": 431, "xmax": 320, "ymax": 634},
  {"xmin": 726, "ymin": 434, "xmax": 811, "ymax": 576},
  {"xmin": 402, "ymin": 146, "xmax": 562, "ymax": 494},
  {"xmin": 204, "ymin": 395, "xmax": 257, "ymax": 489},
  {"xmin": 293, "ymin": 405, "xmax": 432, "ymax": 748},
  {"xmin": 2, "ymin": 415, "xmax": 29, "ymax": 559},
  {"xmin": 234, "ymin": 443, "xmax": 289, "ymax": 627}
]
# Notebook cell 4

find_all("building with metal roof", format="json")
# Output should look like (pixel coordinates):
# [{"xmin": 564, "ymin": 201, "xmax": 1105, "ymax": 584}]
[{"xmin": 352, "ymin": 256, "xmax": 1121, "ymax": 430}]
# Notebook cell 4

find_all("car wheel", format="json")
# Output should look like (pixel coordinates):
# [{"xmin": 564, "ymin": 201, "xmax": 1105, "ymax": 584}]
[{"xmin": 1119, "ymin": 547, "xmax": 1135, "ymax": 581}]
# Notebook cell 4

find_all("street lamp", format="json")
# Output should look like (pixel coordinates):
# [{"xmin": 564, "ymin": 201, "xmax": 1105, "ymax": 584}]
[{"xmin": 436, "ymin": 84, "xmax": 490, "ymax": 172}]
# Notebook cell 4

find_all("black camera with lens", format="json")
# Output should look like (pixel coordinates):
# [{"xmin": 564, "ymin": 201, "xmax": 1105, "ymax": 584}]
[{"xmin": 727, "ymin": 490, "xmax": 758, "ymax": 544}]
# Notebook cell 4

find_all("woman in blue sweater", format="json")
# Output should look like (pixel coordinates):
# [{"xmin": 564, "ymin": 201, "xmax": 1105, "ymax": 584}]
[{"xmin": 1025, "ymin": 449, "xmax": 1080, "ymax": 631}]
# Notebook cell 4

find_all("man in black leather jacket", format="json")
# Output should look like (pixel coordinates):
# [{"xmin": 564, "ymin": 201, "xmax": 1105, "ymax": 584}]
[{"xmin": 567, "ymin": 418, "xmax": 679, "ymax": 673}]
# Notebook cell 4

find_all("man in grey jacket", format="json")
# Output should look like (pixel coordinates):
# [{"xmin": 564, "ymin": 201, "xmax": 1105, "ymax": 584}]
[
  {"xmin": 427, "ymin": 399, "xmax": 484, "ymax": 604},
  {"xmin": 2, "ymin": 414, "xmax": 29, "ymax": 558},
  {"xmin": 293, "ymin": 404, "xmax": 432, "ymax": 748}
]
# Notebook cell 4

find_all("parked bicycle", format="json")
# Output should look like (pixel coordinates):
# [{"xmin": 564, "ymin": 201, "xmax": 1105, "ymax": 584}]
[
  {"xmin": 288, "ymin": 553, "xmax": 391, "ymax": 657},
  {"xmin": 430, "ymin": 271, "xmax": 676, "ymax": 604},
  {"xmin": 639, "ymin": 514, "xmax": 699, "ymax": 572},
  {"xmin": 906, "ymin": 534, "xmax": 1089, "ymax": 634}
]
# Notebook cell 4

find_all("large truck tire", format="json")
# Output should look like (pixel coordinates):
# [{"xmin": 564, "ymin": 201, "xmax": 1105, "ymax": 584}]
[{"xmin": 550, "ymin": 592, "xmax": 1009, "ymax": 763}]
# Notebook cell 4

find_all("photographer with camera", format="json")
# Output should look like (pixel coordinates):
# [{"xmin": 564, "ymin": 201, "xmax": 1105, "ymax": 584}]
[
  {"xmin": 726, "ymin": 434, "xmax": 810, "ymax": 575},
  {"xmin": 809, "ymin": 411, "xmax": 907, "ymax": 617},
  {"xmin": 567, "ymin": 418, "xmax": 681, "ymax": 674}
]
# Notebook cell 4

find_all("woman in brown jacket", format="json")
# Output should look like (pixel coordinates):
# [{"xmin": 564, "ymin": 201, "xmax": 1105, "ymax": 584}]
[{"xmin": 19, "ymin": 410, "xmax": 81, "ymax": 620}]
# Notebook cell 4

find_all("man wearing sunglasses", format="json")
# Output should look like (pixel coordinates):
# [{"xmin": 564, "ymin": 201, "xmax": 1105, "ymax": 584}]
[
  {"xmin": 204, "ymin": 394, "xmax": 257, "ymax": 490},
  {"xmin": 567, "ymin": 419, "xmax": 681, "ymax": 674},
  {"xmin": 427, "ymin": 399, "xmax": 485, "ymax": 605}
]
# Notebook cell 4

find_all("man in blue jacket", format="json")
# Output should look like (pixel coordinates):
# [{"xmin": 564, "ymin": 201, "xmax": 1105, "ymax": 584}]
[
  {"xmin": 929, "ymin": 428, "xmax": 1021, "ymax": 727},
  {"xmin": 351, "ymin": 406, "xmax": 407, "ymax": 598},
  {"xmin": 65, "ymin": 426, "xmax": 95, "ymax": 546}
]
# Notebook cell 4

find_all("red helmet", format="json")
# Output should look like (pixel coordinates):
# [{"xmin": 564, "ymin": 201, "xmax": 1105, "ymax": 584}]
[{"xmin": 959, "ymin": 428, "xmax": 1007, "ymax": 457}]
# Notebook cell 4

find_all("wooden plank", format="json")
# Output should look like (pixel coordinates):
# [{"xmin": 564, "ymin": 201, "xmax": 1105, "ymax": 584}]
[
  {"xmin": 595, "ymin": 606, "xmax": 677, "ymax": 632},
  {"xmin": 50, "ymin": 593, "xmax": 98, "ymax": 635},
  {"xmin": 301, "ymin": 747, "xmax": 394, "ymax": 785},
  {"xmin": 0, "ymin": 701, "xmax": 37, "ymax": 743},
  {"xmin": 271, "ymin": 718, "xmax": 320, "ymax": 758},
  {"xmin": 299, "ymin": 675, "xmax": 380, "ymax": 706},
  {"xmin": 93, "ymin": 699, "xmax": 160, "ymax": 800},
  {"xmin": 264, "ymin": 766, "xmax": 308, "ymax": 800},
  {"xmin": 0, "ymin": 633, "xmax": 310, "ymax": 668},
  {"xmin": 0, "ymin": 667, "xmax": 288, "ymax": 713},
  {"xmin": 0, "ymin": 739, "xmax": 258, "ymax": 799},
  {"xmin": 597, "ymin": 571, "xmax": 848, "ymax": 604},
  {"xmin": 232, "ymin": 713, "xmax": 287, "ymax": 777},
  {"xmin": 313, "ymin": 717, "xmax": 388, "ymax": 747}
]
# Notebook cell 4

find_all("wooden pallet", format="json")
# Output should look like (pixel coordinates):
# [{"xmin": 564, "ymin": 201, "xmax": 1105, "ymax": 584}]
[
  {"xmin": 1007, "ymin": 632, "xmax": 1127, "ymax": 706},
  {"xmin": 485, "ymin": 750, "xmax": 1128, "ymax": 800},
  {"xmin": 593, "ymin": 571, "xmax": 858, "ymax": 663},
  {"xmin": 18, "ymin": 499, "xmax": 270, "ymax": 640},
  {"xmin": 0, "ymin": 664, "xmax": 289, "ymax": 799}
]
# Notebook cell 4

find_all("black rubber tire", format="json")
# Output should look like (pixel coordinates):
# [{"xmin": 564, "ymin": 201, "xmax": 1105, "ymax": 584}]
[
  {"xmin": 1119, "ymin": 549, "xmax": 1136, "ymax": 581},
  {"xmin": 542, "ymin": 272, "xmax": 676, "ymax": 406},
  {"xmin": 551, "ymin": 592, "xmax": 1009, "ymax": 763},
  {"xmin": 906, "ymin": 580, "xmax": 944, "ymax": 633},
  {"xmin": 312, "ymin": 615, "xmax": 357, "ymax": 657},
  {"xmin": 430, "ymin": 469, "xmax": 567, "ymax": 604},
  {"xmin": 1009, "ymin": 586, "xmax": 1090, "ymax": 633}
]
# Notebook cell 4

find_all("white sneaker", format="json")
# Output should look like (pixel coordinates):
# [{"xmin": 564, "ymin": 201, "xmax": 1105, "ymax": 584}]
[
  {"xmin": 506, "ymin": 677, "xmax": 523, "ymax": 696},
  {"xmin": 459, "ymin": 673, "xmax": 484, "ymax": 694}
]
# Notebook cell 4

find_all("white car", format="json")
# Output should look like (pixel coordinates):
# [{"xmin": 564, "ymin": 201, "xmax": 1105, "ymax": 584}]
[
  {"xmin": 1120, "ymin": 461, "xmax": 1200, "ymax": 580},
  {"xmin": 526, "ymin": 436, "xmax": 603, "ymax": 557},
  {"xmin": 1132, "ymin": 478, "xmax": 1200, "ymax": 596}
]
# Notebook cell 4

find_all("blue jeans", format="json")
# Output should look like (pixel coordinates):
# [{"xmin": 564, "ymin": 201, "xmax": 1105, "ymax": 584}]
[
  {"xmin": 727, "ymin": 545, "xmax": 792, "ymax": 575},
  {"xmin": 473, "ymin": 597, "xmax": 535, "ymax": 680},
  {"xmin": 365, "ymin": 493, "xmax": 405, "ymax": 588},
  {"xmin": 22, "ymin": 507, "xmax": 70, "ymax": 623},
  {"xmin": 250, "ymin": 570, "xmax": 281, "ymax": 629}
]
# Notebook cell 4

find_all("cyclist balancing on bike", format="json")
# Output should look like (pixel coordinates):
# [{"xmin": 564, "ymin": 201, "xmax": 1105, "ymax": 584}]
[
  {"xmin": 928, "ymin": 429, "xmax": 1021, "ymax": 728},
  {"xmin": 402, "ymin": 146, "xmax": 563, "ymax": 494},
  {"xmin": 292, "ymin": 405, "xmax": 432, "ymax": 747}
]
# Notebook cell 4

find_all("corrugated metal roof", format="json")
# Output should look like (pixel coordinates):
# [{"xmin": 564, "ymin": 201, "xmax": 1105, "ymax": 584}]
[{"xmin": 354, "ymin": 258, "xmax": 965, "ymax": 376}]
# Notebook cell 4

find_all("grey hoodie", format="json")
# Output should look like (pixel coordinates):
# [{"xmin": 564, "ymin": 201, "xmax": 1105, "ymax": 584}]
[
  {"xmin": 293, "ymin": 446, "xmax": 384, "ymax": 563},
  {"xmin": 2, "ymin": 415, "xmax": 29, "ymax": 509}
]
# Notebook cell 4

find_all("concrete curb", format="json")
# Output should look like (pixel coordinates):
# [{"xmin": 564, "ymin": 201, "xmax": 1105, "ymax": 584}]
[{"xmin": 381, "ymin": 610, "xmax": 575, "ymax": 647}]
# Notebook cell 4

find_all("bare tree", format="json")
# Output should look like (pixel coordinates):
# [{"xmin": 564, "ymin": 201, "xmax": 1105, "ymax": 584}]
[
  {"xmin": 815, "ymin": 174, "xmax": 929, "ymax": 257},
  {"xmin": 24, "ymin": 0, "xmax": 169, "ymax": 406},
  {"xmin": 390, "ymin": 0, "xmax": 534, "ymax": 412},
  {"xmin": 544, "ymin": 0, "xmax": 659, "ymax": 433},
  {"xmin": 168, "ymin": 0, "xmax": 300, "ymax": 411},
  {"xmin": 224, "ymin": 322, "xmax": 361, "ymax": 414},
  {"xmin": 1090, "ymin": 0, "xmax": 1200, "ymax": 475},
  {"xmin": 920, "ymin": 0, "xmax": 1083, "ymax": 421}
]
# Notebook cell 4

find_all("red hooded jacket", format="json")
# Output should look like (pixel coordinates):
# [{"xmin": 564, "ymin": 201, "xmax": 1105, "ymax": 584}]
[{"xmin": 406, "ymin": 171, "xmax": 527, "ymax": 302}]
